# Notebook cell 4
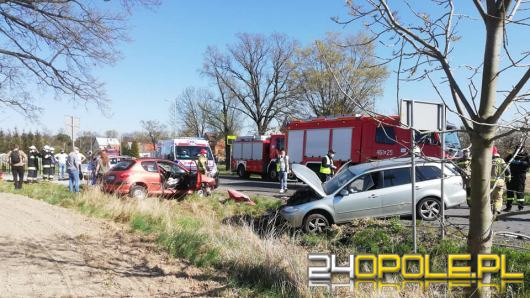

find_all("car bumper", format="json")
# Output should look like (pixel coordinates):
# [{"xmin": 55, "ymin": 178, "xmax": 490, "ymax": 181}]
[
  {"xmin": 280, "ymin": 207, "xmax": 305, "ymax": 228},
  {"xmin": 445, "ymin": 189, "xmax": 467, "ymax": 208}
]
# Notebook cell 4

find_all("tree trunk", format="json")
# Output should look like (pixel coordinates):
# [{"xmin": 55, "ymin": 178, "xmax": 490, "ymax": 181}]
[{"xmin": 466, "ymin": 12, "xmax": 504, "ymax": 297}]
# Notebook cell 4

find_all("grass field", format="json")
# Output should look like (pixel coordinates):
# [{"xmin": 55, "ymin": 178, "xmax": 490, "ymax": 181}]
[{"xmin": 1, "ymin": 181, "xmax": 530, "ymax": 297}]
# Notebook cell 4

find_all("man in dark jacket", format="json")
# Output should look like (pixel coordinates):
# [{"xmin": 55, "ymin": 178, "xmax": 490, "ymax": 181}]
[
  {"xmin": 7, "ymin": 144, "xmax": 27, "ymax": 189},
  {"xmin": 504, "ymin": 148, "xmax": 530, "ymax": 211}
]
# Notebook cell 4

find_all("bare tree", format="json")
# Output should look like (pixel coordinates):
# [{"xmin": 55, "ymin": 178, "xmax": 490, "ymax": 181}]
[
  {"xmin": 291, "ymin": 33, "xmax": 387, "ymax": 117},
  {"xmin": 169, "ymin": 87, "xmax": 211, "ymax": 138},
  {"xmin": 203, "ymin": 48, "xmax": 243, "ymax": 165},
  {"xmin": 141, "ymin": 120, "xmax": 166, "ymax": 149},
  {"xmin": 341, "ymin": 0, "xmax": 530, "ymax": 290},
  {"xmin": 104, "ymin": 130, "xmax": 119, "ymax": 139},
  {"xmin": 0, "ymin": 0, "xmax": 157, "ymax": 117},
  {"xmin": 203, "ymin": 33, "xmax": 297, "ymax": 134}
]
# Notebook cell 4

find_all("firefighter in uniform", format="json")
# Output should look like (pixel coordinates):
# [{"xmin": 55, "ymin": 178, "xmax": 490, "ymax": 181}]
[
  {"xmin": 27, "ymin": 145, "xmax": 40, "ymax": 183},
  {"xmin": 504, "ymin": 148, "xmax": 530, "ymax": 211},
  {"xmin": 197, "ymin": 148, "xmax": 209, "ymax": 176},
  {"xmin": 320, "ymin": 149, "xmax": 337, "ymax": 182},
  {"xmin": 491, "ymin": 146, "xmax": 511, "ymax": 215},
  {"xmin": 49, "ymin": 147, "xmax": 56, "ymax": 180},
  {"xmin": 456, "ymin": 148, "xmax": 472, "ymax": 197},
  {"xmin": 42, "ymin": 145, "xmax": 53, "ymax": 180}
]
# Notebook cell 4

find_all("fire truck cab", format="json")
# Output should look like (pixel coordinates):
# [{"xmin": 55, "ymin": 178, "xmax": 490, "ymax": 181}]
[{"xmin": 156, "ymin": 138, "xmax": 219, "ymax": 183}]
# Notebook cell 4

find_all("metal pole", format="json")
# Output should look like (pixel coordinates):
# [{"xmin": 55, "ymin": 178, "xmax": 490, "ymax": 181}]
[
  {"xmin": 440, "ymin": 105, "xmax": 446, "ymax": 239},
  {"xmin": 410, "ymin": 100, "xmax": 417, "ymax": 253},
  {"xmin": 70, "ymin": 116, "xmax": 74, "ymax": 151}
]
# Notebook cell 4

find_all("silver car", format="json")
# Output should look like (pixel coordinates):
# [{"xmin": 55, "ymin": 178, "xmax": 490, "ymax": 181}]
[{"xmin": 281, "ymin": 158, "xmax": 466, "ymax": 233}]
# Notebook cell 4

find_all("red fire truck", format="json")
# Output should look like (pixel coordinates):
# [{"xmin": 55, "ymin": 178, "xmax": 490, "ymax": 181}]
[
  {"xmin": 231, "ymin": 115, "xmax": 460, "ymax": 180},
  {"xmin": 230, "ymin": 135, "xmax": 285, "ymax": 180}
]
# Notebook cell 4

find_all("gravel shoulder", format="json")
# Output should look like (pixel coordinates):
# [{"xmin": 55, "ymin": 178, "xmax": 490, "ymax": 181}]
[{"xmin": 0, "ymin": 192, "xmax": 226, "ymax": 297}]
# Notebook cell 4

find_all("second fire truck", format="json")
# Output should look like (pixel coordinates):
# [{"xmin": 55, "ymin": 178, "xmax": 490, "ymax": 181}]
[{"xmin": 231, "ymin": 114, "xmax": 460, "ymax": 180}]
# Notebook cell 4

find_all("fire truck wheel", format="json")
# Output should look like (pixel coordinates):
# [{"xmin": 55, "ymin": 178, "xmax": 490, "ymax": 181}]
[
  {"xmin": 267, "ymin": 166, "xmax": 278, "ymax": 181},
  {"xmin": 237, "ymin": 165, "xmax": 249, "ymax": 179}
]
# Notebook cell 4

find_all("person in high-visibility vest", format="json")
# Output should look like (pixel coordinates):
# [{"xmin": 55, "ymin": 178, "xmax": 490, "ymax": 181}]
[
  {"xmin": 320, "ymin": 149, "xmax": 337, "ymax": 182},
  {"xmin": 491, "ymin": 146, "xmax": 511, "ymax": 215},
  {"xmin": 276, "ymin": 149, "xmax": 289, "ymax": 193}
]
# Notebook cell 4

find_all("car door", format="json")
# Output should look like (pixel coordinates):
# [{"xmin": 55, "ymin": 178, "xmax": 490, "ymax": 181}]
[
  {"xmin": 157, "ymin": 161, "xmax": 189, "ymax": 194},
  {"xmin": 333, "ymin": 171, "xmax": 383, "ymax": 222},
  {"xmin": 379, "ymin": 167, "xmax": 412, "ymax": 216},
  {"xmin": 140, "ymin": 161, "xmax": 163, "ymax": 194}
]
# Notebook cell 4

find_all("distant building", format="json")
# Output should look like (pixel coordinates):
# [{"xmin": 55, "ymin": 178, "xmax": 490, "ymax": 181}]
[
  {"xmin": 139, "ymin": 143, "xmax": 156, "ymax": 157},
  {"xmin": 92, "ymin": 137, "xmax": 120, "ymax": 155},
  {"xmin": 203, "ymin": 132, "xmax": 226, "ymax": 161}
]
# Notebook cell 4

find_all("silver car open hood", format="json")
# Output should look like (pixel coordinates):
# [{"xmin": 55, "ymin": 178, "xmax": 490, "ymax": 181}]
[{"xmin": 291, "ymin": 164, "xmax": 326, "ymax": 197}]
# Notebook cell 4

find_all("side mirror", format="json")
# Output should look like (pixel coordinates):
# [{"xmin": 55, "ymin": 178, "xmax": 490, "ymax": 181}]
[{"xmin": 339, "ymin": 189, "xmax": 350, "ymax": 196}]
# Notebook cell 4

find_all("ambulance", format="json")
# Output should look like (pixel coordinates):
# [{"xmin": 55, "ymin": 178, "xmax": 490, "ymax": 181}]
[{"xmin": 156, "ymin": 138, "xmax": 219, "ymax": 184}]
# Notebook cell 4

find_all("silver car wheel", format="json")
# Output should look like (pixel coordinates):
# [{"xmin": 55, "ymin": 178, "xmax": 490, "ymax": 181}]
[
  {"xmin": 419, "ymin": 199, "xmax": 440, "ymax": 220},
  {"xmin": 307, "ymin": 217, "xmax": 328, "ymax": 232}
]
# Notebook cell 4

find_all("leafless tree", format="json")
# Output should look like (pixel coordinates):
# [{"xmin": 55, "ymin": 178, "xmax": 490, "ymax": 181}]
[
  {"xmin": 141, "ymin": 120, "xmax": 166, "ymax": 149},
  {"xmin": 203, "ymin": 33, "xmax": 298, "ymax": 134},
  {"xmin": 203, "ymin": 47, "xmax": 243, "ymax": 165},
  {"xmin": 169, "ymin": 87, "xmax": 211, "ymax": 138},
  {"xmin": 340, "ymin": 0, "xmax": 530, "ymax": 291},
  {"xmin": 290, "ymin": 32, "xmax": 387, "ymax": 117},
  {"xmin": 0, "ymin": 0, "xmax": 157, "ymax": 117}
]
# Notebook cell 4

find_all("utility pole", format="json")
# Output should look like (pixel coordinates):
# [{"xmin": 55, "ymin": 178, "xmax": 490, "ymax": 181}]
[{"xmin": 64, "ymin": 116, "xmax": 80, "ymax": 151}]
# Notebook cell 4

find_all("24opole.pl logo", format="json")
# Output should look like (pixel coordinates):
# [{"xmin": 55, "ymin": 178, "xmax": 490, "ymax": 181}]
[{"xmin": 308, "ymin": 253, "xmax": 523, "ymax": 292}]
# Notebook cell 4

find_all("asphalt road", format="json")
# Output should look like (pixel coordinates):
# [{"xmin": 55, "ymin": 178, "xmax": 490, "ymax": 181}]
[{"xmin": 218, "ymin": 174, "xmax": 304, "ymax": 197}]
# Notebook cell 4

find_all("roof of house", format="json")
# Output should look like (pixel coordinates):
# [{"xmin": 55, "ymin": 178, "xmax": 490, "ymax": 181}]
[{"xmin": 95, "ymin": 137, "xmax": 120, "ymax": 146}]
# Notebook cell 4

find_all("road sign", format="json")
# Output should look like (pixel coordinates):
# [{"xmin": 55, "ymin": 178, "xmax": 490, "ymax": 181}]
[
  {"xmin": 227, "ymin": 135, "xmax": 237, "ymax": 145},
  {"xmin": 400, "ymin": 99, "xmax": 447, "ymax": 253},
  {"xmin": 400, "ymin": 99, "xmax": 444, "ymax": 131}
]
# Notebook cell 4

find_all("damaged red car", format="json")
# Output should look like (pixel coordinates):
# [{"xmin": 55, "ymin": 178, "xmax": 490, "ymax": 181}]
[{"xmin": 101, "ymin": 158, "xmax": 215, "ymax": 199}]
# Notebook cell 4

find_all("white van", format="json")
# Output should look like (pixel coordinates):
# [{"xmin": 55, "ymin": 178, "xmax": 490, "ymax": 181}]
[{"xmin": 156, "ymin": 138, "xmax": 218, "ymax": 182}]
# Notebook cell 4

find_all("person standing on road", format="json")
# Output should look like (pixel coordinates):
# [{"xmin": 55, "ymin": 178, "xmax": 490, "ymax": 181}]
[
  {"xmin": 27, "ymin": 145, "xmax": 40, "ymax": 183},
  {"xmin": 491, "ymin": 146, "xmax": 511, "ymax": 215},
  {"xmin": 7, "ymin": 144, "xmax": 27, "ymax": 189},
  {"xmin": 55, "ymin": 149, "xmax": 68, "ymax": 180},
  {"xmin": 320, "ymin": 149, "xmax": 337, "ymax": 182},
  {"xmin": 504, "ymin": 148, "xmax": 530, "ymax": 212},
  {"xmin": 456, "ymin": 148, "xmax": 472, "ymax": 197},
  {"xmin": 276, "ymin": 149, "xmax": 290, "ymax": 194},
  {"xmin": 66, "ymin": 147, "xmax": 82, "ymax": 192},
  {"xmin": 95, "ymin": 151, "xmax": 110, "ymax": 183}
]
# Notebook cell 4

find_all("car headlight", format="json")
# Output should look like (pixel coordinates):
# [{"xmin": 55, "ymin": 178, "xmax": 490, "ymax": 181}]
[{"xmin": 282, "ymin": 206, "xmax": 300, "ymax": 213}]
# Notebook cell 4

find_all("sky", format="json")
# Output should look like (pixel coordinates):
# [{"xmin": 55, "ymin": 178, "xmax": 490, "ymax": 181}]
[{"xmin": 2, "ymin": 0, "xmax": 529, "ymax": 136}]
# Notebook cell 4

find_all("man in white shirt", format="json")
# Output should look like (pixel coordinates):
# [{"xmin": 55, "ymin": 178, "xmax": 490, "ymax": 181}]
[{"xmin": 55, "ymin": 149, "xmax": 69, "ymax": 180}]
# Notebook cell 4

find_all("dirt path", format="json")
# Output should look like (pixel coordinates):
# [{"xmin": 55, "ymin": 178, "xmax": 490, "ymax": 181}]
[{"xmin": 0, "ymin": 192, "xmax": 226, "ymax": 297}]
